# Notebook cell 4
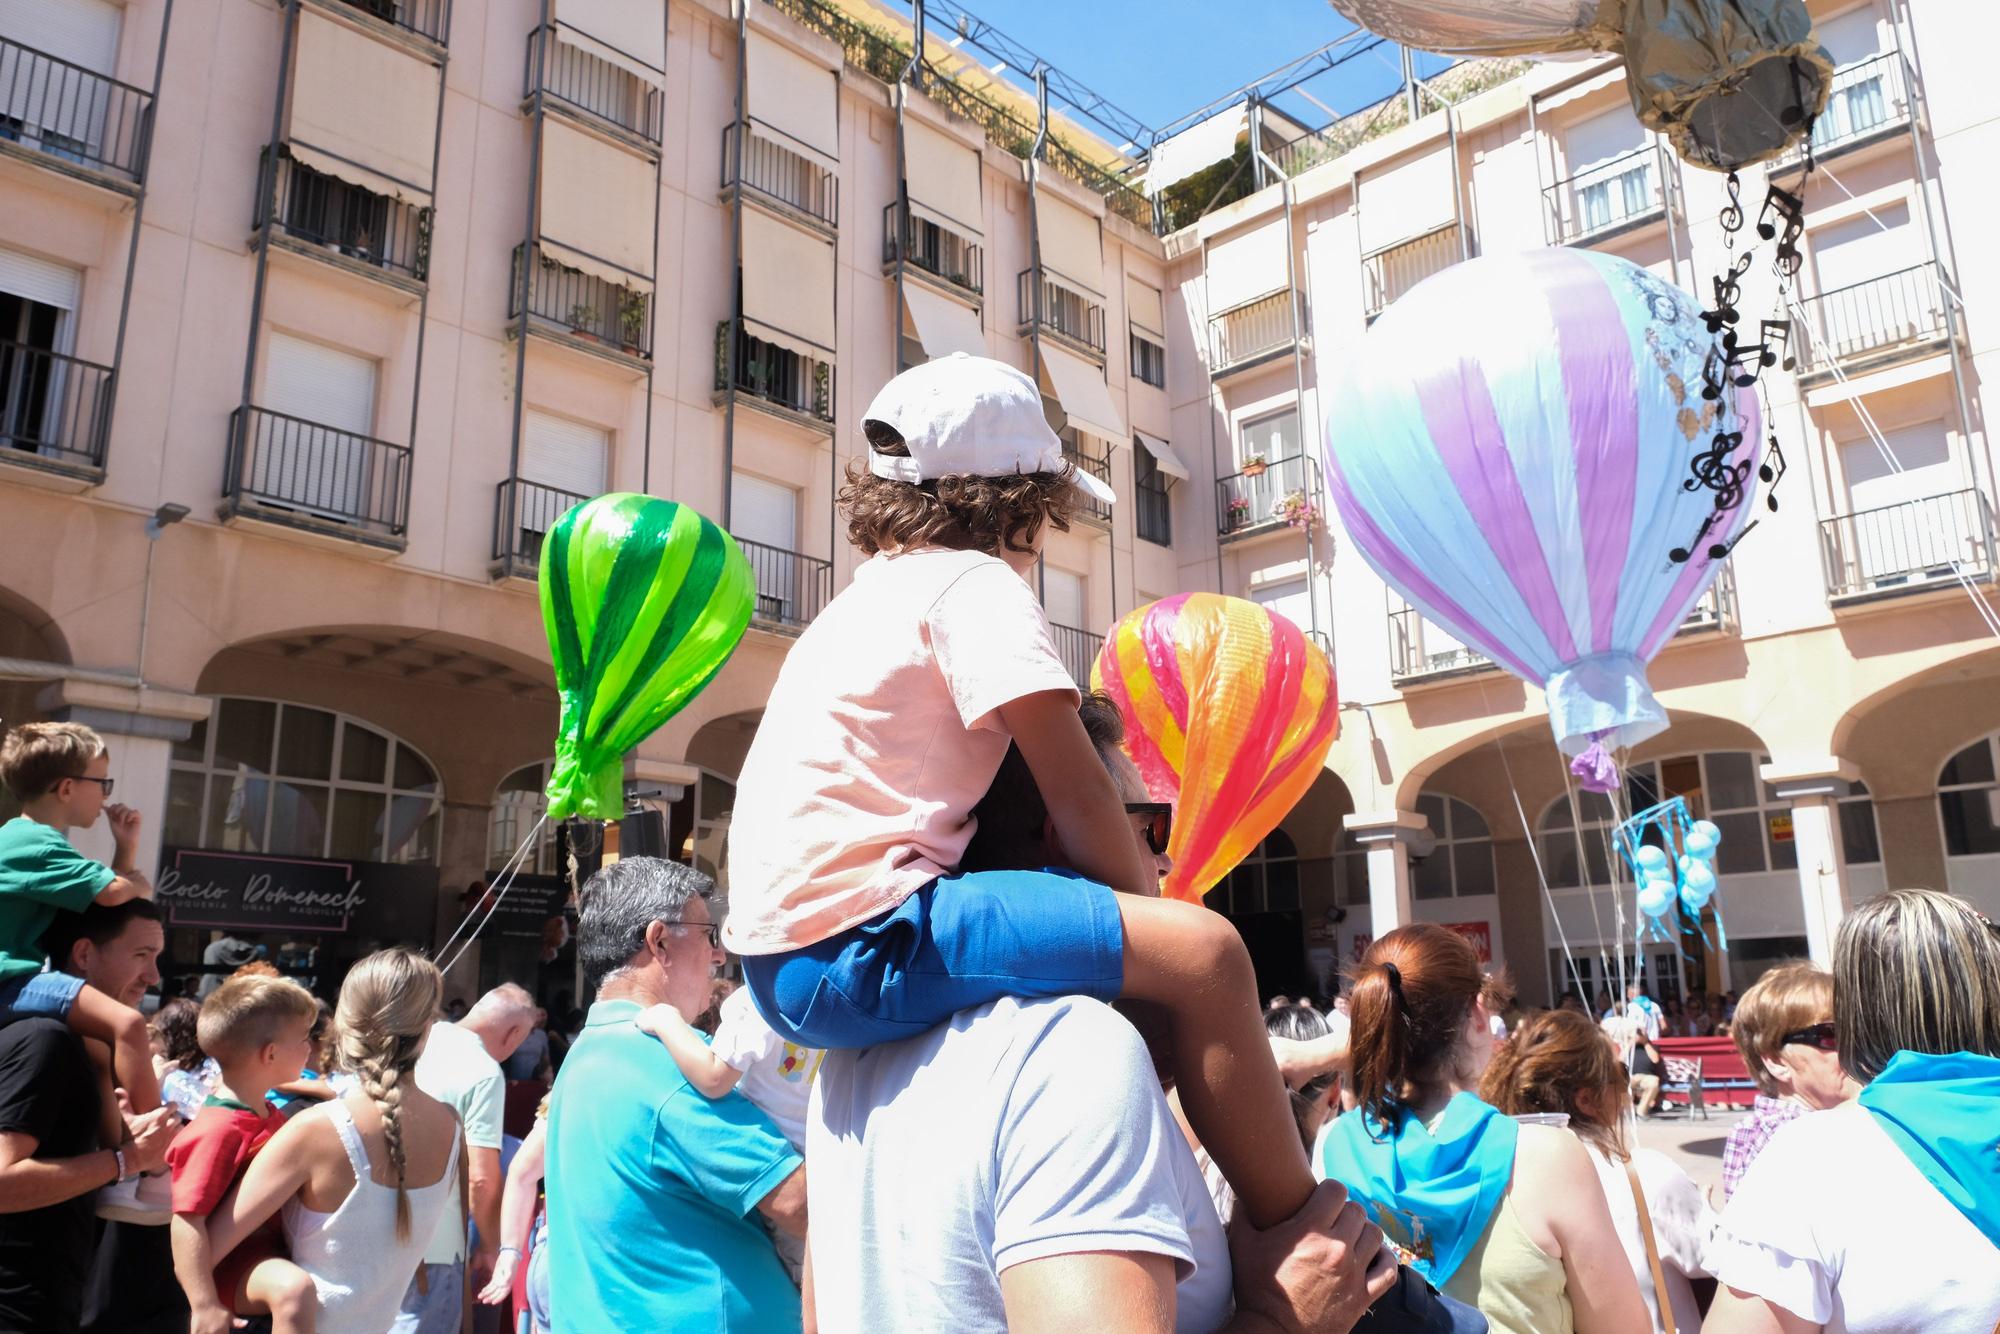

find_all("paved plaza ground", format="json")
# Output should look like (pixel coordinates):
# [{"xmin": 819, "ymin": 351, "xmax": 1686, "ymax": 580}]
[{"xmin": 1633, "ymin": 1104, "xmax": 1751, "ymax": 1203}]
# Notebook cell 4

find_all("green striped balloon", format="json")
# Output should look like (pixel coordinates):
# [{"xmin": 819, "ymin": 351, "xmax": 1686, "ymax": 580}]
[{"xmin": 538, "ymin": 493, "xmax": 754, "ymax": 821}]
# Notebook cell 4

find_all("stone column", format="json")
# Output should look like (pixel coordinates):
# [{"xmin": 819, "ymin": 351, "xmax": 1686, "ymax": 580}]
[
  {"xmin": 36, "ymin": 678, "xmax": 211, "ymax": 878},
  {"xmin": 1344, "ymin": 810, "xmax": 1431, "ymax": 941},
  {"xmin": 1761, "ymin": 759, "xmax": 1859, "ymax": 967}
]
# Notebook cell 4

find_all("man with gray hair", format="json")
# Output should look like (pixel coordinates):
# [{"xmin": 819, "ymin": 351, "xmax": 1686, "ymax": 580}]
[{"xmin": 544, "ymin": 858, "xmax": 806, "ymax": 1333}]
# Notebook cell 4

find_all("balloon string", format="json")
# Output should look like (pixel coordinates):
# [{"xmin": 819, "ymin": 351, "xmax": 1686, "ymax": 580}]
[
  {"xmin": 1475, "ymin": 678, "xmax": 1581, "ymax": 997},
  {"xmin": 1557, "ymin": 758, "xmax": 1616, "ymax": 998},
  {"xmin": 437, "ymin": 812, "xmax": 549, "ymax": 977}
]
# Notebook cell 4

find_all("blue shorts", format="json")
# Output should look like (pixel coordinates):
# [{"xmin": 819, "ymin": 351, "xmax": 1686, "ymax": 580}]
[
  {"xmin": 742, "ymin": 869, "xmax": 1125, "ymax": 1049},
  {"xmin": 0, "ymin": 968, "xmax": 85, "ymax": 1023}
]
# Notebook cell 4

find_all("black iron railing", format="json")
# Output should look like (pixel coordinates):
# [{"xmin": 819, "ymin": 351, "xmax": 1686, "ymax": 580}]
[
  {"xmin": 1820, "ymin": 487, "xmax": 1996, "ymax": 601},
  {"xmin": 511, "ymin": 243, "xmax": 651, "ymax": 357},
  {"xmin": 1217, "ymin": 453, "xmax": 1320, "ymax": 540},
  {"xmin": 1050, "ymin": 622, "xmax": 1104, "ymax": 687},
  {"xmin": 1135, "ymin": 469, "xmax": 1172, "ymax": 545},
  {"xmin": 1363, "ymin": 223, "xmax": 1462, "ymax": 321},
  {"xmin": 1795, "ymin": 263, "xmax": 1950, "ymax": 376},
  {"xmin": 715, "ymin": 319, "xmax": 835, "ymax": 424},
  {"xmin": 1388, "ymin": 605, "xmax": 1493, "ymax": 683},
  {"xmin": 1017, "ymin": 269, "xmax": 1106, "ymax": 356},
  {"xmin": 0, "ymin": 35, "xmax": 152, "ymax": 183},
  {"xmin": 1210, "ymin": 289, "xmax": 1302, "ymax": 373},
  {"xmin": 1678, "ymin": 562, "xmax": 1736, "ymax": 636},
  {"xmin": 1777, "ymin": 51, "xmax": 1911, "ymax": 171},
  {"xmin": 526, "ymin": 24, "xmax": 662, "ymax": 143},
  {"xmin": 734, "ymin": 535, "xmax": 834, "ymax": 629},
  {"xmin": 225, "ymin": 406, "xmax": 411, "ymax": 541},
  {"xmin": 260, "ymin": 147, "xmax": 431, "ymax": 282},
  {"xmin": 336, "ymin": 0, "xmax": 450, "ymax": 46},
  {"xmin": 0, "ymin": 341, "xmax": 113, "ymax": 474},
  {"xmin": 1543, "ymin": 143, "xmax": 1669, "ymax": 245},
  {"xmin": 883, "ymin": 201, "xmax": 983, "ymax": 296},
  {"xmin": 492, "ymin": 477, "xmax": 591, "ymax": 576},
  {"xmin": 1064, "ymin": 438, "xmax": 1113, "ymax": 526},
  {"xmin": 723, "ymin": 122, "xmax": 838, "ymax": 228}
]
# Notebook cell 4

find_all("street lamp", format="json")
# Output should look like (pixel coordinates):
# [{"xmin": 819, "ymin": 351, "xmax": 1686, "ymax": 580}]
[
  {"xmin": 144, "ymin": 502, "xmax": 190, "ymax": 541},
  {"xmin": 137, "ymin": 502, "xmax": 189, "ymax": 679}
]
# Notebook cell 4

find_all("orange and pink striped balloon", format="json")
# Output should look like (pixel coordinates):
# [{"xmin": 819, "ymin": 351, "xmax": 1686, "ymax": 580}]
[{"xmin": 1092, "ymin": 593, "xmax": 1339, "ymax": 903}]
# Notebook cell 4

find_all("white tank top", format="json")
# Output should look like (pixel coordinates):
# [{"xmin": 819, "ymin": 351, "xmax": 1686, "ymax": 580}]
[{"xmin": 283, "ymin": 1097, "xmax": 461, "ymax": 1334}]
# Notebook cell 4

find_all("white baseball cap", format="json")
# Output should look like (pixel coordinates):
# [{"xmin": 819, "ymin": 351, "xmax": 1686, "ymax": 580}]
[{"xmin": 861, "ymin": 352, "xmax": 1117, "ymax": 505}]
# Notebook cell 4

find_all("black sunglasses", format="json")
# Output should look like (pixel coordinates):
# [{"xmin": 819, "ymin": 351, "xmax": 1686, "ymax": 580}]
[
  {"xmin": 1779, "ymin": 1021, "xmax": 1837, "ymax": 1052},
  {"xmin": 1125, "ymin": 802, "xmax": 1172, "ymax": 856},
  {"xmin": 65, "ymin": 774, "xmax": 114, "ymax": 796}
]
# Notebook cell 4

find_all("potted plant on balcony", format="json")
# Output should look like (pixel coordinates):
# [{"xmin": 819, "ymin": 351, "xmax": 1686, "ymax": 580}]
[
  {"xmin": 569, "ymin": 303, "xmax": 599, "ymax": 342},
  {"xmin": 1273, "ymin": 489, "xmax": 1318, "ymax": 531},
  {"xmin": 1226, "ymin": 495, "xmax": 1252, "ymax": 526},
  {"xmin": 617, "ymin": 293, "xmax": 648, "ymax": 353},
  {"xmin": 1240, "ymin": 453, "xmax": 1268, "ymax": 478}
]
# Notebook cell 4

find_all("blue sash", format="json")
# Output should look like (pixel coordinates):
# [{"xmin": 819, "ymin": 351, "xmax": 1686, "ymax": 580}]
[{"xmin": 1858, "ymin": 1050, "xmax": 2000, "ymax": 1251}]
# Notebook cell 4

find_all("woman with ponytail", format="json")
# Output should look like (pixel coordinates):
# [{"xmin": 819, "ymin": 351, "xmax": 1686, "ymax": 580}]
[
  {"xmin": 1320, "ymin": 925, "xmax": 1646, "ymax": 1334},
  {"xmin": 199, "ymin": 949, "xmax": 465, "ymax": 1332}
]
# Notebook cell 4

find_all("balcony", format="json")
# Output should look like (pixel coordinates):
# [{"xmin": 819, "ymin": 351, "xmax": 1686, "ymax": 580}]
[
  {"xmin": 1676, "ymin": 562, "xmax": 1737, "ymax": 636},
  {"xmin": 1209, "ymin": 289, "xmax": 1305, "ymax": 377},
  {"xmin": 259, "ymin": 147, "xmax": 430, "ymax": 288},
  {"xmin": 1017, "ymin": 269, "xmax": 1106, "ymax": 359},
  {"xmin": 333, "ymin": 0, "xmax": 450, "ymax": 48},
  {"xmin": 1051, "ymin": 622, "xmax": 1104, "ymax": 688},
  {"xmin": 1820, "ymin": 488, "xmax": 1996, "ymax": 604},
  {"xmin": 1795, "ymin": 263, "xmax": 1952, "ymax": 382},
  {"xmin": 882, "ymin": 201, "xmax": 983, "ymax": 300},
  {"xmin": 735, "ymin": 536, "xmax": 834, "ymax": 632},
  {"xmin": 1217, "ymin": 453, "xmax": 1321, "ymax": 543},
  {"xmin": 0, "ymin": 342, "xmax": 113, "ymax": 482},
  {"xmin": 723, "ymin": 122, "xmax": 837, "ymax": 232},
  {"xmin": 525, "ymin": 24, "xmax": 661, "ymax": 146},
  {"xmin": 1064, "ymin": 438, "xmax": 1113, "ymax": 529},
  {"xmin": 492, "ymin": 477, "xmax": 590, "ymax": 580},
  {"xmin": 511, "ymin": 243, "xmax": 650, "ymax": 362},
  {"xmin": 1543, "ymin": 143, "xmax": 1671, "ymax": 246},
  {"xmin": 714, "ymin": 318, "xmax": 835, "ymax": 429},
  {"xmin": 0, "ymin": 35, "xmax": 152, "ymax": 188},
  {"xmin": 222, "ymin": 406, "xmax": 410, "ymax": 548},
  {"xmin": 1772, "ymin": 51, "xmax": 1912, "ymax": 174},
  {"xmin": 1363, "ymin": 223, "xmax": 1462, "ymax": 322}
]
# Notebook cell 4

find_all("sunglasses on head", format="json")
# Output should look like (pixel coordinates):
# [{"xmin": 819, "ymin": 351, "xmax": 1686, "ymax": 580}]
[
  {"xmin": 1125, "ymin": 802, "xmax": 1172, "ymax": 856},
  {"xmin": 1779, "ymin": 1021, "xmax": 1837, "ymax": 1052}
]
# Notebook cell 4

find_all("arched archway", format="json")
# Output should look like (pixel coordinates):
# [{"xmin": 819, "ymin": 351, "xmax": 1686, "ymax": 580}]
[
  {"xmin": 0, "ymin": 584, "xmax": 72, "ymax": 822},
  {"xmin": 1205, "ymin": 768, "xmax": 1355, "ymax": 1002}
]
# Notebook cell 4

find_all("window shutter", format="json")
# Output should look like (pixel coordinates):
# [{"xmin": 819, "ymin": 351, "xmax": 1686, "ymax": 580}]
[
  {"xmin": 0, "ymin": 0, "xmax": 121, "ymax": 74},
  {"xmin": 0, "ymin": 244, "xmax": 82, "ymax": 310},
  {"xmin": 521, "ymin": 409, "xmax": 609, "ymax": 497},
  {"xmin": 262, "ymin": 333, "xmax": 376, "ymax": 435}
]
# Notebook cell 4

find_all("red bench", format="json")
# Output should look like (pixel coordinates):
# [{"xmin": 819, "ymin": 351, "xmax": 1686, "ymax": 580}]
[{"xmin": 1655, "ymin": 1036, "xmax": 1760, "ymax": 1113}]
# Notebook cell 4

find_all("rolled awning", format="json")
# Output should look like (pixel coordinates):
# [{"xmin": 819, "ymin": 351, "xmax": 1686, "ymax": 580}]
[
  {"xmin": 746, "ymin": 29, "xmax": 839, "ymax": 170},
  {"xmin": 1144, "ymin": 103, "xmax": 1247, "ymax": 197},
  {"xmin": 1135, "ymin": 431, "xmax": 1190, "ymax": 482},
  {"xmin": 1033, "ymin": 178, "xmax": 1104, "ymax": 297},
  {"xmin": 538, "ymin": 118, "xmax": 657, "ymax": 288},
  {"xmin": 903, "ymin": 283, "xmax": 985, "ymax": 360},
  {"xmin": 742, "ymin": 206, "xmax": 836, "ymax": 359},
  {"xmin": 1206, "ymin": 221, "xmax": 1290, "ymax": 314},
  {"xmin": 1040, "ymin": 342, "xmax": 1125, "ymax": 445},
  {"xmin": 287, "ymin": 8, "xmax": 439, "ymax": 203},
  {"xmin": 1127, "ymin": 278, "xmax": 1165, "ymax": 338},
  {"xmin": 1357, "ymin": 147, "xmax": 1456, "ymax": 254},
  {"xmin": 551, "ymin": 0, "xmax": 666, "ymax": 89},
  {"xmin": 903, "ymin": 116, "xmax": 983, "ymax": 237}
]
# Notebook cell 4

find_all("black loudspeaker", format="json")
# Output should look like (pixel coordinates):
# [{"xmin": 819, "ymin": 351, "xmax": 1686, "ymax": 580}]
[{"xmin": 618, "ymin": 807, "xmax": 670, "ymax": 859}]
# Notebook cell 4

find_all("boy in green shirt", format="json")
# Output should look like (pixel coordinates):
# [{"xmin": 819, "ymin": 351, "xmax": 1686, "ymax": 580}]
[{"xmin": 0, "ymin": 721, "xmax": 162, "ymax": 1132}]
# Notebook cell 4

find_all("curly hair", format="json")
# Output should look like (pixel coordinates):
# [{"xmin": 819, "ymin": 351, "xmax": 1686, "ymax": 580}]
[
  {"xmin": 839, "ymin": 423, "xmax": 1076, "ymax": 557},
  {"xmin": 151, "ymin": 998, "xmax": 203, "ymax": 1070}
]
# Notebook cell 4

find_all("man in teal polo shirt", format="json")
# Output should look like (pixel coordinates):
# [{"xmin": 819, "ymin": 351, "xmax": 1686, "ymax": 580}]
[{"xmin": 546, "ymin": 857, "xmax": 806, "ymax": 1333}]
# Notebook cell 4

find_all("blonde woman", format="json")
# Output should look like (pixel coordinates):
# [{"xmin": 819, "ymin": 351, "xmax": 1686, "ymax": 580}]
[
  {"xmin": 202, "ymin": 949, "xmax": 464, "ymax": 1333},
  {"xmin": 1709, "ymin": 890, "xmax": 2000, "ymax": 1333},
  {"xmin": 1720, "ymin": 962, "xmax": 1851, "ymax": 1201}
]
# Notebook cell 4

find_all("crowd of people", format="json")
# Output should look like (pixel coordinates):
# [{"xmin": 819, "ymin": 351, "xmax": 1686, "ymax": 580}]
[{"xmin": 2, "ymin": 354, "xmax": 1997, "ymax": 1334}]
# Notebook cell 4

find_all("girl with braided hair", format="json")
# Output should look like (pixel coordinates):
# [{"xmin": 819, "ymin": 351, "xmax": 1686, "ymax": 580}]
[{"xmin": 199, "ymin": 949, "xmax": 465, "ymax": 1333}]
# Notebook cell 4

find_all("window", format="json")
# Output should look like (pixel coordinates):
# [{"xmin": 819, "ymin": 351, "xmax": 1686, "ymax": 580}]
[
  {"xmin": 731, "ymin": 472, "xmax": 802, "ymax": 621},
  {"xmin": 1042, "ymin": 566, "xmax": 1085, "ymax": 629},
  {"xmin": 491, "ymin": 761, "xmax": 560, "ymax": 874},
  {"xmin": 1412, "ymin": 794, "xmax": 1496, "ymax": 900},
  {"xmin": 1134, "ymin": 445, "xmax": 1171, "ymax": 546},
  {"xmin": 1215, "ymin": 830, "xmax": 1300, "ymax": 915},
  {"xmin": 165, "ymin": 699, "xmax": 441, "ymax": 864},
  {"xmin": 0, "ymin": 246, "xmax": 83, "ymax": 461},
  {"xmin": 1940, "ymin": 734, "xmax": 2000, "ymax": 858},
  {"xmin": 1130, "ymin": 330, "xmax": 1165, "ymax": 388},
  {"xmin": 1238, "ymin": 408, "xmax": 1300, "ymax": 468},
  {"xmin": 521, "ymin": 409, "xmax": 609, "ymax": 500}
]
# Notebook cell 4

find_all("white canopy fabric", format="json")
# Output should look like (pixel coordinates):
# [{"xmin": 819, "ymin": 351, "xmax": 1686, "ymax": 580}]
[
  {"xmin": 746, "ymin": 30, "xmax": 839, "ymax": 169},
  {"xmin": 1135, "ymin": 430, "xmax": 1191, "ymax": 481},
  {"xmin": 288, "ymin": 8, "xmax": 439, "ymax": 203},
  {"xmin": 552, "ymin": 0, "xmax": 665, "ymax": 88},
  {"xmin": 1357, "ymin": 146, "xmax": 1456, "ymax": 254},
  {"xmin": 1206, "ymin": 221, "xmax": 1290, "ymax": 314},
  {"xmin": 538, "ymin": 118, "xmax": 657, "ymax": 287},
  {"xmin": 742, "ymin": 206, "xmax": 837, "ymax": 358},
  {"xmin": 1127, "ymin": 278, "xmax": 1165, "ymax": 337},
  {"xmin": 903, "ymin": 282, "xmax": 986, "ymax": 360},
  {"xmin": 1033, "ymin": 181, "xmax": 1104, "ymax": 296},
  {"xmin": 1040, "ymin": 342, "xmax": 1126, "ymax": 445},
  {"xmin": 903, "ymin": 116, "xmax": 983, "ymax": 236},
  {"xmin": 1144, "ymin": 103, "xmax": 1247, "ymax": 197}
]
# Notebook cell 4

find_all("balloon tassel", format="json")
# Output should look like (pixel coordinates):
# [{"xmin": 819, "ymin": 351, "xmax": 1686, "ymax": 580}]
[{"xmin": 1570, "ymin": 734, "xmax": 1621, "ymax": 794}]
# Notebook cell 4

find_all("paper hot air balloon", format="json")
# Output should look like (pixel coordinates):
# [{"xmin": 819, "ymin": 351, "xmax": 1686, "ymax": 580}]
[
  {"xmin": 1324, "ymin": 247, "xmax": 1758, "ymax": 766},
  {"xmin": 540, "ymin": 493, "xmax": 755, "ymax": 821},
  {"xmin": 1093, "ymin": 593, "xmax": 1339, "ymax": 903}
]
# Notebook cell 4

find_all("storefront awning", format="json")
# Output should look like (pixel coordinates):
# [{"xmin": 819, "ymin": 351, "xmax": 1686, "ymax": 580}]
[
  {"xmin": 1135, "ymin": 430, "xmax": 1191, "ymax": 482},
  {"xmin": 903, "ymin": 282, "xmax": 986, "ymax": 360},
  {"xmin": 1040, "ymin": 342, "xmax": 1126, "ymax": 445}
]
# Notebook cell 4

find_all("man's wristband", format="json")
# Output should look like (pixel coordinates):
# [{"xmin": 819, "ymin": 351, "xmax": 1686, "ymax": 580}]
[
  {"xmin": 111, "ymin": 1148, "xmax": 130, "ymax": 1183},
  {"xmin": 497, "ymin": 1247, "xmax": 522, "ymax": 1259}
]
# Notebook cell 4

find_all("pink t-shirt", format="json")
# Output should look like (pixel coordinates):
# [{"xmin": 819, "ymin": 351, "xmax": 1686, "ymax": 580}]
[{"xmin": 722, "ymin": 548, "xmax": 1079, "ymax": 954}]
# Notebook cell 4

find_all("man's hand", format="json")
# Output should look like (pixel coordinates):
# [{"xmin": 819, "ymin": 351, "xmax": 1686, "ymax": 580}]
[
  {"xmin": 1229, "ymin": 1180, "xmax": 1398, "ymax": 1334},
  {"xmin": 126, "ymin": 1105, "xmax": 180, "ymax": 1174},
  {"xmin": 188, "ymin": 1302, "xmax": 243, "ymax": 1334},
  {"xmin": 105, "ymin": 804, "xmax": 142, "ymax": 858},
  {"xmin": 477, "ymin": 1248, "xmax": 519, "ymax": 1305},
  {"xmin": 470, "ymin": 1240, "xmax": 498, "ymax": 1290}
]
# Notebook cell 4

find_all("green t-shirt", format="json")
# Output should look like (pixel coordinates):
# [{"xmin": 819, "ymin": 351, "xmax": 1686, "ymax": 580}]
[{"xmin": 0, "ymin": 817, "xmax": 115, "ymax": 982}]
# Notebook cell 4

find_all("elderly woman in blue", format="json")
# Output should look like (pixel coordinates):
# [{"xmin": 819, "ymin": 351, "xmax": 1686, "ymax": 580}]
[{"xmin": 1320, "ymin": 925, "xmax": 1645, "ymax": 1334}]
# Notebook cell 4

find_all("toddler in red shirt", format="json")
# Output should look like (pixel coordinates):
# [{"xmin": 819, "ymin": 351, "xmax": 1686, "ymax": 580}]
[{"xmin": 167, "ymin": 973, "xmax": 320, "ymax": 1334}]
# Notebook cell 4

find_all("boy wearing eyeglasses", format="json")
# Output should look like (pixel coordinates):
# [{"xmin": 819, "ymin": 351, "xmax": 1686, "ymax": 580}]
[{"xmin": 0, "ymin": 722, "xmax": 163, "ymax": 1133}]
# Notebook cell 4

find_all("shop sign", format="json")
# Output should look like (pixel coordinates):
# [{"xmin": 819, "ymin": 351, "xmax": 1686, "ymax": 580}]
[
  {"xmin": 157, "ymin": 848, "xmax": 437, "ymax": 942},
  {"xmin": 1447, "ymin": 920, "xmax": 1494, "ymax": 964},
  {"xmin": 1768, "ymin": 813, "xmax": 1794, "ymax": 843},
  {"xmin": 479, "ymin": 874, "xmax": 571, "ymax": 941}
]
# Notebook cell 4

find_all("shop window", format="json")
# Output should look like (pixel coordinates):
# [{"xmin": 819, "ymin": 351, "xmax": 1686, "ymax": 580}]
[
  {"xmin": 1215, "ymin": 829, "xmax": 1301, "ymax": 915},
  {"xmin": 491, "ymin": 760, "xmax": 560, "ymax": 875},
  {"xmin": 1940, "ymin": 733, "xmax": 2000, "ymax": 857},
  {"xmin": 1412, "ymin": 793, "xmax": 1495, "ymax": 900}
]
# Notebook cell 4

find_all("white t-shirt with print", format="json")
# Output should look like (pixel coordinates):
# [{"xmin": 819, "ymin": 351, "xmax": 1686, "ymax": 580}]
[
  {"xmin": 1714, "ymin": 1101, "xmax": 2000, "ymax": 1333},
  {"xmin": 710, "ymin": 985, "xmax": 822, "ymax": 1151},
  {"xmin": 808, "ymin": 995, "xmax": 1232, "ymax": 1334}
]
